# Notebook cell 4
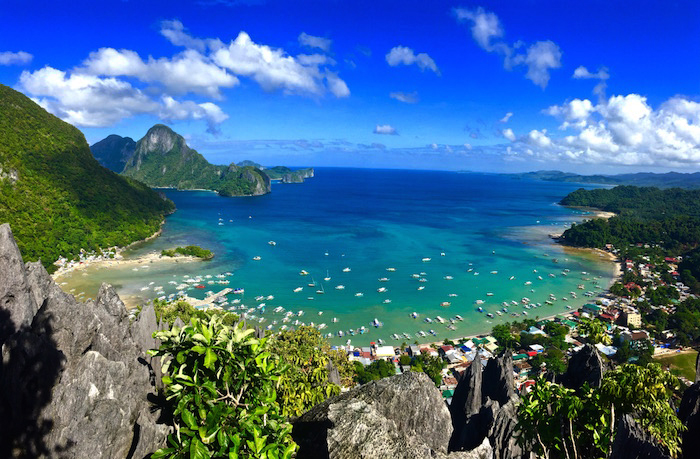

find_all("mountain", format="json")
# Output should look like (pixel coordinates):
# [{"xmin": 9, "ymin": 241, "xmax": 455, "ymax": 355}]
[
  {"xmin": 237, "ymin": 160, "xmax": 263, "ymax": 169},
  {"xmin": 265, "ymin": 166, "xmax": 315, "ymax": 183},
  {"xmin": 90, "ymin": 134, "xmax": 136, "ymax": 172},
  {"xmin": 0, "ymin": 84, "xmax": 174, "ymax": 271},
  {"xmin": 118, "ymin": 124, "xmax": 271, "ymax": 196},
  {"xmin": 506, "ymin": 170, "xmax": 700, "ymax": 188}
]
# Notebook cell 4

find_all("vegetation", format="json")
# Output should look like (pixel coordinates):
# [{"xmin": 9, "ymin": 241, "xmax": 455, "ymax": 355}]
[
  {"xmin": 264, "ymin": 166, "xmax": 314, "ymax": 183},
  {"xmin": 517, "ymin": 363, "xmax": 684, "ymax": 458},
  {"xmin": 354, "ymin": 359, "xmax": 396, "ymax": 384},
  {"xmin": 408, "ymin": 353, "xmax": 448, "ymax": 386},
  {"xmin": 654, "ymin": 350, "xmax": 699, "ymax": 381},
  {"xmin": 90, "ymin": 134, "xmax": 136, "ymax": 173},
  {"xmin": 271, "ymin": 326, "xmax": 354, "ymax": 417},
  {"xmin": 152, "ymin": 299, "xmax": 238, "ymax": 327},
  {"xmin": 491, "ymin": 320, "xmax": 570, "ymax": 375},
  {"xmin": 150, "ymin": 315, "xmax": 296, "ymax": 459},
  {"xmin": 577, "ymin": 318, "xmax": 611, "ymax": 345},
  {"xmin": 120, "ymin": 124, "xmax": 270, "ymax": 197},
  {"xmin": 161, "ymin": 245, "xmax": 214, "ymax": 260},
  {"xmin": 0, "ymin": 84, "xmax": 174, "ymax": 272},
  {"xmin": 559, "ymin": 186, "xmax": 700, "ymax": 255},
  {"xmin": 508, "ymin": 170, "xmax": 700, "ymax": 189}
]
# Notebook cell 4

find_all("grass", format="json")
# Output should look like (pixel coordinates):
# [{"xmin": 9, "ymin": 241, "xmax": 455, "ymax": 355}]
[{"xmin": 654, "ymin": 350, "xmax": 698, "ymax": 381}]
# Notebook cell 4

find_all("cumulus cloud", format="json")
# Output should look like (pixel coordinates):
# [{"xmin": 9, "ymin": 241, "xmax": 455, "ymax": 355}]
[
  {"xmin": 385, "ymin": 46, "xmax": 440, "ymax": 75},
  {"xmin": 374, "ymin": 124, "xmax": 398, "ymax": 135},
  {"xmin": 502, "ymin": 128, "xmax": 516, "ymax": 141},
  {"xmin": 508, "ymin": 93, "xmax": 700, "ymax": 167},
  {"xmin": 0, "ymin": 50, "xmax": 33, "ymax": 65},
  {"xmin": 18, "ymin": 66, "xmax": 226, "ymax": 129},
  {"xmin": 160, "ymin": 20, "xmax": 211, "ymax": 52},
  {"xmin": 454, "ymin": 7, "xmax": 561, "ymax": 88},
  {"xmin": 499, "ymin": 112, "xmax": 513, "ymax": 123},
  {"xmin": 389, "ymin": 91, "xmax": 419, "ymax": 104},
  {"xmin": 298, "ymin": 32, "xmax": 332, "ymax": 52},
  {"xmin": 573, "ymin": 66, "xmax": 609, "ymax": 80},
  {"xmin": 82, "ymin": 47, "xmax": 238, "ymax": 98}
]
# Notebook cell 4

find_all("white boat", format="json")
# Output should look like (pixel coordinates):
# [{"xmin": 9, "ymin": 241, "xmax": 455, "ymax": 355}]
[
  {"xmin": 268, "ymin": 241, "xmax": 277, "ymax": 246},
  {"xmin": 440, "ymin": 301, "xmax": 451, "ymax": 307},
  {"xmin": 377, "ymin": 287, "xmax": 388, "ymax": 293},
  {"xmin": 386, "ymin": 267, "xmax": 396, "ymax": 272},
  {"xmin": 422, "ymin": 257, "xmax": 431, "ymax": 262},
  {"xmin": 378, "ymin": 277, "xmax": 390, "ymax": 282},
  {"xmin": 444, "ymin": 275, "xmax": 454, "ymax": 280},
  {"xmin": 252, "ymin": 256, "xmax": 261, "ymax": 261},
  {"xmin": 411, "ymin": 273, "xmax": 420, "ymax": 278},
  {"xmin": 342, "ymin": 267, "xmax": 351, "ymax": 272},
  {"xmin": 509, "ymin": 276, "xmax": 515, "ymax": 280},
  {"xmin": 455, "ymin": 315, "xmax": 463, "ymax": 321},
  {"xmin": 293, "ymin": 287, "xmax": 303, "ymax": 292},
  {"xmin": 417, "ymin": 286, "xmax": 425, "ymax": 291},
  {"xmin": 324, "ymin": 270, "xmax": 331, "ymax": 281},
  {"xmin": 300, "ymin": 270, "xmax": 309, "ymax": 276},
  {"xmin": 335, "ymin": 285, "xmax": 345, "ymax": 290},
  {"xmin": 440, "ymin": 252, "xmax": 446, "ymax": 256},
  {"xmin": 486, "ymin": 292, "xmax": 494, "ymax": 296},
  {"xmin": 411, "ymin": 312, "xmax": 418, "ymax": 318},
  {"xmin": 383, "ymin": 299, "xmax": 392, "ymax": 303},
  {"xmin": 475, "ymin": 299, "xmax": 484, "ymax": 305},
  {"xmin": 355, "ymin": 292, "xmax": 364, "ymax": 297}
]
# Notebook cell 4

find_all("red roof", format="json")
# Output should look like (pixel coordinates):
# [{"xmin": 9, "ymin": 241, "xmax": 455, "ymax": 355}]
[
  {"xmin": 599, "ymin": 313, "xmax": 615, "ymax": 322},
  {"xmin": 526, "ymin": 351, "xmax": 537, "ymax": 357},
  {"xmin": 440, "ymin": 345, "xmax": 454, "ymax": 352}
]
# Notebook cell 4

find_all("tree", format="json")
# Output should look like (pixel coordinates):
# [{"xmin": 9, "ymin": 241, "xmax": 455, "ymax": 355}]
[
  {"xmin": 149, "ymin": 315, "xmax": 296, "ymax": 459},
  {"xmin": 516, "ymin": 363, "xmax": 684, "ymax": 459},
  {"xmin": 578, "ymin": 318, "xmax": 611, "ymax": 345},
  {"xmin": 354, "ymin": 359, "xmax": 396, "ymax": 384},
  {"xmin": 492, "ymin": 323, "xmax": 518, "ymax": 349}
]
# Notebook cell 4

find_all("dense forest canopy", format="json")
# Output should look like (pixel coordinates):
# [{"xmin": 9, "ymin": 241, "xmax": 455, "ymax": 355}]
[{"xmin": 0, "ymin": 84, "xmax": 175, "ymax": 271}]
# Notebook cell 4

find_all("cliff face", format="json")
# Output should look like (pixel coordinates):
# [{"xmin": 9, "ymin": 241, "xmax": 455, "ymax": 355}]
[
  {"xmin": 265, "ymin": 166, "xmax": 315, "ymax": 183},
  {"xmin": 0, "ymin": 223, "xmax": 168, "ymax": 458},
  {"xmin": 119, "ymin": 124, "xmax": 271, "ymax": 196}
]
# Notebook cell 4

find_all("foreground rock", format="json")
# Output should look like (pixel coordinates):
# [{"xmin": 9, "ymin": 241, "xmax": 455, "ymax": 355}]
[
  {"xmin": 292, "ymin": 371, "xmax": 486, "ymax": 459},
  {"xmin": 0, "ymin": 223, "xmax": 167, "ymax": 458},
  {"xmin": 560, "ymin": 343, "xmax": 604, "ymax": 390}
]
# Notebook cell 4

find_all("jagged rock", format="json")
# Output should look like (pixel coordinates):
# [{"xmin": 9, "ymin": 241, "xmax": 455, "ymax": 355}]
[
  {"xmin": 0, "ymin": 224, "xmax": 38, "ymax": 343},
  {"xmin": 292, "ymin": 372, "xmax": 453, "ymax": 458},
  {"xmin": 679, "ymin": 382, "xmax": 700, "ymax": 457},
  {"xmin": 0, "ymin": 224, "xmax": 168, "ymax": 458},
  {"xmin": 482, "ymin": 350, "xmax": 514, "ymax": 405},
  {"xmin": 482, "ymin": 398, "xmax": 526, "ymax": 459},
  {"xmin": 132, "ymin": 302, "xmax": 162, "ymax": 388},
  {"xmin": 561, "ymin": 344, "xmax": 604, "ymax": 390},
  {"xmin": 610, "ymin": 414, "xmax": 671, "ymax": 459},
  {"xmin": 326, "ymin": 360, "xmax": 341, "ymax": 386},
  {"xmin": 449, "ymin": 361, "xmax": 486, "ymax": 451},
  {"xmin": 695, "ymin": 352, "xmax": 700, "ymax": 383},
  {"xmin": 445, "ymin": 438, "xmax": 493, "ymax": 459}
]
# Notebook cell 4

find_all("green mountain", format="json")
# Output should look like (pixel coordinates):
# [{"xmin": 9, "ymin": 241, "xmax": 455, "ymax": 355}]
[
  {"xmin": 90, "ymin": 134, "xmax": 136, "ymax": 172},
  {"xmin": 506, "ymin": 170, "xmax": 700, "ymax": 188},
  {"xmin": 0, "ymin": 84, "xmax": 174, "ymax": 271},
  {"xmin": 120, "ymin": 124, "xmax": 271, "ymax": 196},
  {"xmin": 237, "ymin": 160, "xmax": 263, "ymax": 169},
  {"xmin": 265, "ymin": 166, "xmax": 315, "ymax": 183}
]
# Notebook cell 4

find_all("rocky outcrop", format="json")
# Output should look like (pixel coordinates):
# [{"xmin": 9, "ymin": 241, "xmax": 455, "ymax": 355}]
[
  {"xmin": 448, "ymin": 351, "xmax": 523, "ymax": 459},
  {"xmin": 560, "ymin": 344, "xmax": 604, "ymax": 390},
  {"xmin": 292, "ymin": 371, "xmax": 465, "ymax": 459},
  {"xmin": 0, "ymin": 223, "xmax": 168, "ymax": 458},
  {"xmin": 679, "ymin": 382, "xmax": 700, "ymax": 458},
  {"xmin": 610, "ymin": 414, "xmax": 671, "ymax": 459},
  {"xmin": 695, "ymin": 352, "xmax": 700, "ymax": 383}
]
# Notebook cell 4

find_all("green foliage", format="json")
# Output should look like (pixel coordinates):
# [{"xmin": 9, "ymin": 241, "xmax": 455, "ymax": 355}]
[
  {"xmin": 161, "ymin": 245, "xmax": 214, "ymax": 260},
  {"xmin": 577, "ymin": 318, "xmax": 611, "ymax": 345},
  {"xmin": 492, "ymin": 323, "xmax": 518, "ymax": 349},
  {"xmin": 517, "ymin": 363, "xmax": 684, "ymax": 459},
  {"xmin": 149, "ymin": 315, "xmax": 296, "ymax": 459},
  {"xmin": 153, "ymin": 299, "xmax": 238, "ymax": 327},
  {"xmin": 0, "ymin": 85, "xmax": 174, "ymax": 272},
  {"xmin": 121, "ymin": 125, "xmax": 270, "ymax": 197},
  {"xmin": 409, "ymin": 353, "xmax": 447, "ymax": 386},
  {"xmin": 646, "ymin": 285, "xmax": 679, "ymax": 306},
  {"xmin": 667, "ymin": 297, "xmax": 700, "ymax": 345},
  {"xmin": 354, "ymin": 359, "xmax": 396, "ymax": 384},
  {"xmin": 271, "ymin": 326, "xmax": 353, "ymax": 417},
  {"xmin": 264, "ymin": 166, "xmax": 314, "ymax": 183}
]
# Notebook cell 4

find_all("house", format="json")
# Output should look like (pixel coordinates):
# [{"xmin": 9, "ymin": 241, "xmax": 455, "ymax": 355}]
[
  {"xmin": 529, "ymin": 344, "xmax": 544, "ymax": 353},
  {"xmin": 525, "ymin": 326, "xmax": 546, "ymax": 336},
  {"xmin": 439, "ymin": 345, "xmax": 454, "ymax": 356},
  {"xmin": 621, "ymin": 330, "xmax": 650, "ymax": 343},
  {"xmin": 408, "ymin": 345, "xmax": 421, "ymax": 357},
  {"xmin": 583, "ymin": 303, "xmax": 604, "ymax": 316},
  {"xmin": 375, "ymin": 345, "xmax": 396, "ymax": 359},
  {"xmin": 623, "ymin": 310, "xmax": 642, "ymax": 328}
]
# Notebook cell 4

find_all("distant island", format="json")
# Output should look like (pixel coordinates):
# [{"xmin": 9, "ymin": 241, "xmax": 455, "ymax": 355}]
[
  {"xmin": 161, "ymin": 245, "xmax": 214, "ymax": 260},
  {"xmin": 504, "ymin": 170, "xmax": 700, "ymax": 189},
  {"xmin": 90, "ymin": 126, "xmax": 314, "ymax": 196}
]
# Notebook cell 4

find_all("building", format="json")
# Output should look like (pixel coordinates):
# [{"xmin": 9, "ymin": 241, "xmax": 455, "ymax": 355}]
[
  {"xmin": 623, "ymin": 310, "xmax": 642, "ymax": 328},
  {"xmin": 375, "ymin": 345, "xmax": 396, "ymax": 359}
]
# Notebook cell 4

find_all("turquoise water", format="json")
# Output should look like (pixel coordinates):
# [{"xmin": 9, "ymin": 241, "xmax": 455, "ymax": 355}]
[{"xmin": 60, "ymin": 169, "xmax": 614, "ymax": 346}]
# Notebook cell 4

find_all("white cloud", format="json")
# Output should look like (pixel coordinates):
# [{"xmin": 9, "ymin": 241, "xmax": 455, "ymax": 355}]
[
  {"xmin": 212, "ymin": 31, "xmax": 348, "ymax": 97},
  {"xmin": 499, "ymin": 112, "xmax": 513, "ymax": 123},
  {"xmin": 82, "ymin": 47, "xmax": 238, "ymax": 98},
  {"xmin": 18, "ymin": 66, "xmax": 226, "ymax": 129},
  {"xmin": 385, "ymin": 46, "xmax": 440, "ymax": 75},
  {"xmin": 502, "ymin": 128, "xmax": 516, "ymax": 141},
  {"xmin": 573, "ymin": 66, "xmax": 609, "ymax": 80},
  {"xmin": 508, "ymin": 94, "xmax": 700, "ymax": 167},
  {"xmin": 0, "ymin": 51, "xmax": 33, "ymax": 65},
  {"xmin": 160, "ymin": 20, "xmax": 210, "ymax": 52},
  {"xmin": 454, "ymin": 7, "xmax": 561, "ymax": 88},
  {"xmin": 326, "ymin": 72, "xmax": 350, "ymax": 98},
  {"xmin": 374, "ymin": 124, "xmax": 398, "ymax": 135},
  {"xmin": 389, "ymin": 91, "xmax": 418, "ymax": 103},
  {"xmin": 298, "ymin": 32, "xmax": 332, "ymax": 52}
]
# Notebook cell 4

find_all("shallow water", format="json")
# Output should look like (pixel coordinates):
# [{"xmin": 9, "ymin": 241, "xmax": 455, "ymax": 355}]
[{"xmin": 58, "ymin": 169, "xmax": 614, "ymax": 346}]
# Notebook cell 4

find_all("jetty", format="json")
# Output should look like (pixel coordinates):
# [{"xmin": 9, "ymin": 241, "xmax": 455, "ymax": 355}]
[{"xmin": 188, "ymin": 288, "xmax": 232, "ymax": 308}]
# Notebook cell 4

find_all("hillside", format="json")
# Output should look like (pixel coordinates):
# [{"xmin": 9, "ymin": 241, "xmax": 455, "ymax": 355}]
[
  {"xmin": 507, "ymin": 170, "xmax": 700, "ymax": 188},
  {"xmin": 0, "ymin": 84, "xmax": 175, "ymax": 271},
  {"xmin": 265, "ymin": 165, "xmax": 315, "ymax": 183},
  {"xmin": 119, "ymin": 124, "xmax": 271, "ymax": 196},
  {"xmin": 90, "ymin": 134, "xmax": 136, "ymax": 172}
]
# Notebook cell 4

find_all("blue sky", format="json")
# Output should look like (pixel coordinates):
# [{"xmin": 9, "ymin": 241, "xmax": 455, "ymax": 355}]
[{"xmin": 1, "ymin": 0, "xmax": 699, "ymax": 173}]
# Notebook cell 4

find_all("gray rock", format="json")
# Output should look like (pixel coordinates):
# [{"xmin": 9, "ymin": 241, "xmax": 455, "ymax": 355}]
[
  {"xmin": 610, "ymin": 414, "xmax": 671, "ymax": 459},
  {"xmin": 482, "ymin": 398, "xmax": 526, "ymax": 459},
  {"xmin": 679, "ymin": 382, "xmax": 700, "ymax": 457},
  {"xmin": 326, "ymin": 360, "xmax": 341, "ymax": 386},
  {"xmin": 561, "ymin": 344, "xmax": 604, "ymax": 390},
  {"xmin": 449, "ymin": 362, "xmax": 486, "ymax": 451},
  {"xmin": 0, "ymin": 225, "xmax": 168, "ymax": 458},
  {"xmin": 482, "ymin": 350, "xmax": 514, "ymax": 405},
  {"xmin": 0, "ymin": 224, "xmax": 38, "ymax": 343},
  {"xmin": 131, "ymin": 302, "xmax": 162, "ymax": 388},
  {"xmin": 292, "ymin": 372, "xmax": 453, "ymax": 458},
  {"xmin": 695, "ymin": 352, "xmax": 700, "ymax": 383}
]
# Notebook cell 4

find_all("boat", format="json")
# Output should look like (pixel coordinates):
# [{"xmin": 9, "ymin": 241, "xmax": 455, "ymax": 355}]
[
  {"xmin": 475, "ymin": 299, "xmax": 484, "ymax": 305},
  {"xmin": 490, "ymin": 270, "xmax": 498, "ymax": 274},
  {"xmin": 268, "ymin": 241, "xmax": 277, "ymax": 246},
  {"xmin": 417, "ymin": 286, "xmax": 425, "ymax": 291},
  {"xmin": 424, "ymin": 317, "xmax": 432, "ymax": 323},
  {"xmin": 422, "ymin": 257, "xmax": 431, "ymax": 262},
  {"xmin": 478, "ymin": 306, "xmax": 483, "ymax": 312},
  {"xmin": 324, "ymin": 270, "xmax": 331, "ymax": 281},
  {"xmin": 486, "ymin": 292, "xmax": 494, "ymax": 296},
  {"xmin": 293, "ymin": 287, "xmax": 303, "ymax": 292},
  {"xmin": 444, "ymin": 275, "xmax": 454, "ymax": 280},
  {"xmin": 411, "ymin": 273, "xmax": 420, "ymax": 278},
  {"xmin": 448, "ymin": 293, "xmax": 458, "ymax": 297},
  {"xmin": 378, "ymin": 277, "xmax": 389, "ymax": 282},
  {"xmin": 355, "ymin": 292, "xmax": 364, "ymax": 297},
  {"xmin": 440, "ymin": 252, "xmax": 446, "ymax": 256},
  {"xmin": 383, "ymin": 299, "xmax": 391, "ymax": 304},
  {"xmin": 377, "ymin": 287, "xmax": 388, "ymax": 293},
  {"xmin": 335, "ymin": 285, "xmax": 345, "ymax": 290},
  {"xmin": 299, "ymin": 270, "xmax": 309, "ymax": 276},
  {"xmin": 195, "ymin": 284, "xmax": 205, "ymax": 289},
  {"xmin": 386, "ymin": 267, "xmax": 396, "ymax": 272},
  {"xmin": 373, "ymin": 318, "xmax": 382, "ymax": 327},
  {"xmin": 342, "ymin": 267, "xmax": 351, "ymax": 272},
  {"xmin": 316, "ymin": 283, "xmax": 325, "ymax": 294},
  {"xmin": 411, "ymin": 312, "xmax": 418, "ymax": 319},
  {"xmin": 486, "ymin": 313, "xmax": 494, "ymax": 318},
  {"xmin": 455, "ymin": 315, "xmax": 463, "ymax": 321},
  {"xmin": 440, "ymin": 301, "xmax": 451, "ymax": 307},
  {"xmin": 509, "ymin": 276, "xmax": 515, "ymax": 280}
]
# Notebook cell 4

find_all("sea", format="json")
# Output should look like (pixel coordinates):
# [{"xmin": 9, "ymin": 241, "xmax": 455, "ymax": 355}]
[{"xmin": 58, "ymin": 169, "xmax": 615, "ymax": 346}]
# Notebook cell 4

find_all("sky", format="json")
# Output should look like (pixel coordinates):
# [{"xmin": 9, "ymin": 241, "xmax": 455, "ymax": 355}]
[{"xmin": 1, "ymin": 0, "xmax": 699, "ymax": 173}]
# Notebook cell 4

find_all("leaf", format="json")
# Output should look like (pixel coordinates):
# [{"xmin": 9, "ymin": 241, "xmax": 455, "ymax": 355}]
[
  {"xmin": 189, "ymin": 437, "xmax": 211, "ymax": 459},
  {"xmin": 204, "ymin": 348, "xmax": 218, "ymax": 370},
  {"xmin": 182, "ymin": 409, "xmax": 198, "ymax": 430},
  {"xmin": 151, "ymin": 447, "xmax": 176, "ymax": 459}
]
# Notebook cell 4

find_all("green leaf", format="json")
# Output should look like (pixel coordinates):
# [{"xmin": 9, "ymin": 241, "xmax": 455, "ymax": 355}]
[
  {"xmin": 204, "ymin": 348, "xmax": 218, "ymax": 369},
  {"xmin": 182, "ymin": 409, "xmax": 198, "ymax": 430},
  {"xmin": 189, "ymin": 437, "xmax": 211, "ymax": 459},
  {"xmin": 151, "ymin": 447, "xmax": 176, "ymax": 459}
]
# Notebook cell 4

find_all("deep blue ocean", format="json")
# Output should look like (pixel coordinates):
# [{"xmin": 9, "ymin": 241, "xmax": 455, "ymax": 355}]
[{"xmin": 61, "ymin": 169, "xmax": 613, "ymax": 346}]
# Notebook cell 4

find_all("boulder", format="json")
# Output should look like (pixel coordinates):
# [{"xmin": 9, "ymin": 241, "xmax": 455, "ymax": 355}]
[
  {"xmin": 610, "ymin": 414, "xmax": 671, "ymax": 459},
  {"xmin": 560, "ymin": 344, "xmax": 604, "ymax": 390},
  {"xmin": 292, "ymin": 372, "xmax": 453, "ymax": 458},
  {"xmin": 482, "ymin": 350, "xmax": 514, "ymax": 405},
  {"xmin": 0, "ymin": 224, "xmax": 168, "ymax": 458}
]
